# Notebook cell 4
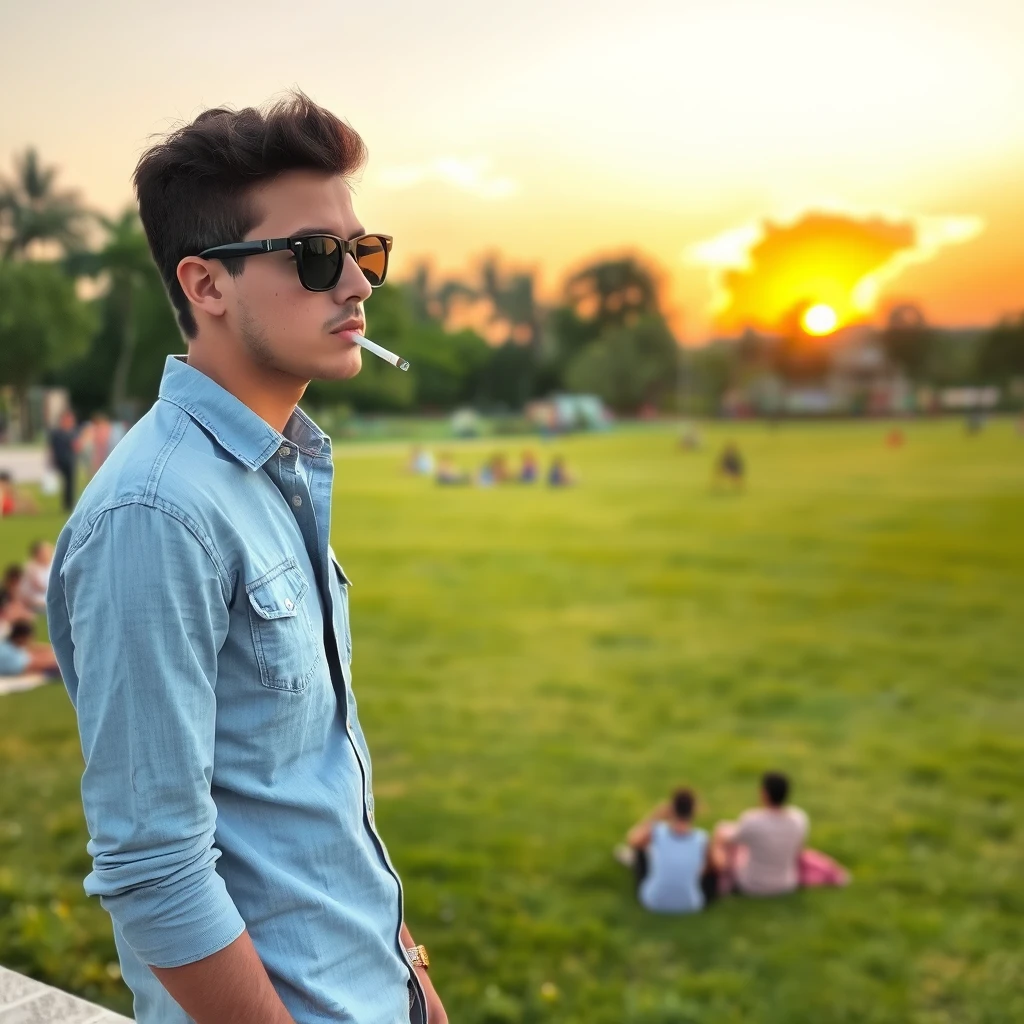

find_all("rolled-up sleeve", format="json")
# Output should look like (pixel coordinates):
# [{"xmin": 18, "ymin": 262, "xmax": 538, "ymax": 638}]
[{"xmin": 60, "ymin": 501, "xmax": 246, "ymax": 968}]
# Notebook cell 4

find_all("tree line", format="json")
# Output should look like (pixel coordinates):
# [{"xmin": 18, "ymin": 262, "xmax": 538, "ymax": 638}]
[
  {"xmin": 0, "ymin": 149, "xmax": 682, "ymax": 429},
  {"xmin": 1, "ymin": 148, "xmax": 1021, "ymax": 431}
]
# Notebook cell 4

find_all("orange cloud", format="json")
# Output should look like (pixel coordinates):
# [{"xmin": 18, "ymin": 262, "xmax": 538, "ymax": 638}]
[{"xmin": 689, "ymin": 209, "xmax": 982, "ymax": 334}]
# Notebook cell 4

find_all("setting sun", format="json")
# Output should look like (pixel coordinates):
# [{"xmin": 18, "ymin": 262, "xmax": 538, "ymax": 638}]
[{"xmin": 802, "ymin": 303, "xmax": 839, "ymax": 336}]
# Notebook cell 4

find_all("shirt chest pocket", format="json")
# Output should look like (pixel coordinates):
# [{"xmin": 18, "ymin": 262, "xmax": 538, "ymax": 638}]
[{"xmin": 246, "ymin": 558, "xmax": 322, "ymax": 691}]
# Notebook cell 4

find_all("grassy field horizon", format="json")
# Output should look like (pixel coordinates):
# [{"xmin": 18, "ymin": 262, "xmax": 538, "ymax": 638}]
[{"xmin": 1, "ymin": 418, "xmax": 1022, "ymax": 1022}]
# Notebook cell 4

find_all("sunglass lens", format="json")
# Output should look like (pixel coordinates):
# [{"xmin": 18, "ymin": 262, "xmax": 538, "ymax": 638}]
[
  {"xmin": 301, "ymin": 235, "xmax": 342, "ymax": 290},
  {"xmin": 355, "ymin": 235, "xmax": 388, "ymax": 286}
]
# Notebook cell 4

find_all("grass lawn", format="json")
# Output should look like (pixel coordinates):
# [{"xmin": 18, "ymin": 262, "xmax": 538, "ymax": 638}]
[{"xmin": 1, "ymin": 418, "xmax": 1022, "ymax": 1022}]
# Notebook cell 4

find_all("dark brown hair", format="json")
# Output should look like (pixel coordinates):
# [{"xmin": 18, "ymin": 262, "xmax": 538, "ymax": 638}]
[
  {"xmin": 133, "ymin": 91, "xmax": 367, "ymax": 337},
  {"xmin": 762, "ymin": 771, "xmax": 790, "ymax": 807},
  {"xmin": 672, "ymin": 787, "xmax": 696, "ymax": 820}
]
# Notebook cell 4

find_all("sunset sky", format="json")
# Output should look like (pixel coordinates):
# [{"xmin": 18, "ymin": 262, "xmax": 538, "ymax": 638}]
[{"xmin": 1, "ymin": 0, "xmax": 1022, "ymax": 340}]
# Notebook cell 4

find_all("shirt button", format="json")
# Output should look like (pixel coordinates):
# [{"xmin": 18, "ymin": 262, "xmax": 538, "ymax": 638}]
[
  {"xmin": 284, "ymin": 598, "xmax": 294, "ymax": 610},
  {"xmin": 278, "ymin": 446, "xmax": 290, "ymax": 457},
  {"xmin": 292, "ymin": 495, "xmax": 302, "ymax": 507}
]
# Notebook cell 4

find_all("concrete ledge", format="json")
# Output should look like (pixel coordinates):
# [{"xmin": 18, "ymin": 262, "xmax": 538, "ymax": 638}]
[{"xmin": 0, "ymin": 966, "xmax": 132, "ymax": 1022}]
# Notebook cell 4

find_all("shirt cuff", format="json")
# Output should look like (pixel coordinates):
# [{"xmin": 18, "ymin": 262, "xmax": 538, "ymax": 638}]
[{"xmin": 100, "ymin": 864, "xmax": 247, "ymax": 969}]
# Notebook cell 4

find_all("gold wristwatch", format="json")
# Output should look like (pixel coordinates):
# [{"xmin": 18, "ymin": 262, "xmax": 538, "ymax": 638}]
[{"xmin": 406, "ymin": 944, "xmax": 430, "ymax": 970}]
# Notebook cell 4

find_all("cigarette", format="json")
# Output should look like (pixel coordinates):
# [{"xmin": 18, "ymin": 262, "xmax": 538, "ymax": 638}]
[{"xmin": 352, "ymin": 334, "xmax": 410, "ymax": 371}]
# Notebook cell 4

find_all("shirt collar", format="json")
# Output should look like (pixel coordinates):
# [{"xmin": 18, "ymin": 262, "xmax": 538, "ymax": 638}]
[{"xmin": 157, "ymin": 355, "xmax": 329, "ymax": 471}]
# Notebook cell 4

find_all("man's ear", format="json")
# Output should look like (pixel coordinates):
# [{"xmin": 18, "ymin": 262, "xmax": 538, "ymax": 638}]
[{"xmin": 177, "ymin": 257, "xmax": 229, "ymax": 322}]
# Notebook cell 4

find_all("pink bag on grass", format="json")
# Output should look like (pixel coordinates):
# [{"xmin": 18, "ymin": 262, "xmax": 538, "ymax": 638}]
[{"xmin": 798, "ymin": 848, "xmax": 851, "ymax": 888}]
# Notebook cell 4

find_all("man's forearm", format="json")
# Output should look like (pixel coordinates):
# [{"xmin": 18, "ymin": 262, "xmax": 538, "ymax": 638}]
[{"xmin": 149, "ymin": 930, "xmax": 294, "ymax": 1024}]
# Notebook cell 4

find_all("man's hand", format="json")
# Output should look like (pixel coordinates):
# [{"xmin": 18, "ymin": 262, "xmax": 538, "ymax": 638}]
[{"xmin": 416, "ymin": 966, "xmax": 448, "ymax": 1024}]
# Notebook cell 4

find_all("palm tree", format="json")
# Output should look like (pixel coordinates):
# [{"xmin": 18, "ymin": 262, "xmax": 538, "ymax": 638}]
[
  {"xmin": 67, "ymin": 209, "xmax": 159, "ymax": 413},
  {"xmin": 478, "ymin": 256, "xmax": 543, "ymax": 350},
  {"xmin": 0, "ymin": 148, "xmax": 90, "ymax": 260}
]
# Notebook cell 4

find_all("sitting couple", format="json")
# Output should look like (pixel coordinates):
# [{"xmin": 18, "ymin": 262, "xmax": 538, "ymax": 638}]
[{"xmin": 618, "ymin": 772, "xmax": 847, "ymax": 914}]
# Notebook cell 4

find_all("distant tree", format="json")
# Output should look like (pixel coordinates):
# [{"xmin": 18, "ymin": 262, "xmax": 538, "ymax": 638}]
[
  {"xmin": 550, "ymin": 256, "xmax": 664, "ymax": 377},
  {"xmin": 0, "ymin": 260, "xmax": 95, "ymax": 435},
  {"xmin": 0, "ymin": 148, "xmax": 90, "ymax": 260},
  {"xmin": 565, "ymin": 316, "xmax": 678, "ymax": 413},
  {"xmin": 63, "ymin": 209, "xmax": 175, "ymax": 416},
  {"xmin": 881, "ymin": 303, "xmax": 933, "ymax": 379},
  {"xmin": 564, "ymin": 257, "xmax": 661, "ymax": 330},
  {"xmin": 477, "ymin": 256, "xmax": 543, "ymax": 349},
  {"xmin": 976, "ymin": 313, "xmax": 1024, "ymax": 384},
  {"xmin": 476, "ymin": 341, "xmax": 543, "ymax": 411}
]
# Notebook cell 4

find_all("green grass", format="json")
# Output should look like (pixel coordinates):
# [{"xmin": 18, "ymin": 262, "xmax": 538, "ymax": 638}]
[{"xmin": 2, "ymin": 419, "xmax": 1022, "ymax": 1022}]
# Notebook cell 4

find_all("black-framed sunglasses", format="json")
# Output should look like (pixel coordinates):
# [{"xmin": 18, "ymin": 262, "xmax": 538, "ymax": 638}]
[{"xmin": 198, "ymin": 233, "xmax": 393, "ymax": 291}]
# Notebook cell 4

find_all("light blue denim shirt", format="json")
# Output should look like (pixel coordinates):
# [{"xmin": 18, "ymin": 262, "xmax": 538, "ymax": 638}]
[{"xmin": 47, "ymin": 356, "xmax": 426, "ymax": 1024}]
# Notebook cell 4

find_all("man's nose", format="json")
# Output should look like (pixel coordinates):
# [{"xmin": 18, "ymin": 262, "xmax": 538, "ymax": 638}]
[{"xmin": 335, "ymin": 254, "xmax": 373, "ymax": 305}]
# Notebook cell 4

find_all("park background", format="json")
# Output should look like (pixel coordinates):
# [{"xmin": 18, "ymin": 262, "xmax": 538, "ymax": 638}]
[{"xmin": 1, "ymin": 1, "xmax": 1022, "ymax": 1022}]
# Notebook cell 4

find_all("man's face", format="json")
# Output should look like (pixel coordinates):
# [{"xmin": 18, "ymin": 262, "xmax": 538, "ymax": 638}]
[{"xmin": 222, "ymin": 170, "xmax": 373, "ymax": 384}]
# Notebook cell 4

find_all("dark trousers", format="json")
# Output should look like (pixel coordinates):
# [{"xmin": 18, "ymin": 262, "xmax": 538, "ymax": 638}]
[
  {"xmin": 57, "ymin": 463, "xmax": 75, "ymax": 512},
  {"xmin": 633, "ymin": 848, "xmax": 720, "ymax": 905}
]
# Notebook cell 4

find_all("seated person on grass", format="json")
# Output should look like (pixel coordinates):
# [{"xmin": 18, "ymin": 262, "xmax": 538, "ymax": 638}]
[
  {"xmin": 617, "ymin": 787, "xmax": 715, "ymax": 913},
  {"xmin": 2, "ymin": 566, "xmax": 36, "ymax": 622},
  {"xmin": 711, "ymin": 771, "xmax": 808, "ymax": 897},
  {"xmin": 0, "ymin": 591, "xmax": 60, "ymax": 678},
  {"xmin": 19, "ymin": 540, "xmax": 54, "ymax": 614}
]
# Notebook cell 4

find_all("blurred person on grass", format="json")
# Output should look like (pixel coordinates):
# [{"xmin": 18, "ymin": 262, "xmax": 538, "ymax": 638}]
[
  {"xmin": 547, "ymin": 455, "xmax": 575, "ymax": 487},
  {"xmin": 0, "ymin": 471, "xmax": 40, "ymax": 517},
  {"xmin": 3, "ymin": 565, "xmax": 36, "ymax": 622},
  {"xmin": 711, "ymin": 771, "xmax": 809, "ymax": 897},
  {"xmin": 518, "ymin": 450, "xmax": 539, "ymax": 483},
  {"xmin": 712, "ymin": 442, "xmax": 745, "ymax": 492},
  {"xmin": 45, "ymin": 92, "xmax": 445, "ymax": 1024},
  {"xmin": 47, "ymin": 407, "xmax": 82, "ymax": 512},
  {"xmin": 616, "ymin": 787, "xmax": 716, "ymax": 914},
  {"xmin": 19, "ymin": 540, "xmax": 54, "ymax": 614},
  {"xmin": 0, "ymin": 589, "xmax": 59, "ymax": 677}
]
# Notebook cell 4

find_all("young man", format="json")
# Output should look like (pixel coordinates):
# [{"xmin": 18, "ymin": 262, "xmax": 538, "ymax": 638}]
[
  {"xmin": 46, "ymin": 94, "xmax": 445, "ymax": 1024},
  {"xmin": 712, "ymin": 771, "xmax": 809, "ymax": 897},
  {"xmin": 618, "ymin": 788, "xmax": 714, "ymax": 914}
]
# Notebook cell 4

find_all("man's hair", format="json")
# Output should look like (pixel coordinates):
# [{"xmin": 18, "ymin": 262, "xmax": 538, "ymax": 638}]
[
  {"xmin": 133, "ymin": 91, "xmax": 367, "ymax": 338},
  {"xmin": 9, "ymin": 621, "xmax": 34, "ymax": 645},
  {"xmin": 0, "ymin": 587, "xmax": 9, "ymax": 612},
  {"xmin": 30, "ymin": 540, "xmax": 46, "ymax": 558},
  {"xmin": 762, "ymin": 771, "xmax": 790, "ymax": 807},
  {"xmin": 3, "ymin": 565, "xmax": 22, "ymax": 585},
  {"xmin": 672, "ymin": 787, "xmax": 696, "ymax": 820}
]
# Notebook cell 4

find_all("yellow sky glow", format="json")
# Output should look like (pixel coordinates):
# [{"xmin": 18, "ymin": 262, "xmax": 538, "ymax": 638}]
[{"xmin": 1, "ymin": 0, "xmax": 1022, "ymax": 340}]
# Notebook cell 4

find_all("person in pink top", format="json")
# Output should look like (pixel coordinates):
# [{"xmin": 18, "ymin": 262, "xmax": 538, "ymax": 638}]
[{"xmin": 712, "ymin": 772, "xmax": 809, "ymax": 896}]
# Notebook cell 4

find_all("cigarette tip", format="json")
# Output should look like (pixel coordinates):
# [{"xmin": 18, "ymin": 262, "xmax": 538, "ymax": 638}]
[{"xmin": 398, "ymin": 359, "xmax": 410, "ymax": 371}]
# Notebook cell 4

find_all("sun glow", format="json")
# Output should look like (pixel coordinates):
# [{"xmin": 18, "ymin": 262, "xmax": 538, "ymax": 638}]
[{"xmin": 802, "ymin": 303, "xmax": 839, "ymax": 336}]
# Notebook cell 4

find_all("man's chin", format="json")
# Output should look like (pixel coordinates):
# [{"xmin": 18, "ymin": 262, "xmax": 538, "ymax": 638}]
[{"xmin": 312, "ymin": 347, "xmax": 363, "ymax": 382}]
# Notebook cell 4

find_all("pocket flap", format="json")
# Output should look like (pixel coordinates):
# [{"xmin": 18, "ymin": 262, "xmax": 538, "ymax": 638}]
[{"xmin": 245, "ymin": 558, "xmax": 309, "ymax": 620}]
